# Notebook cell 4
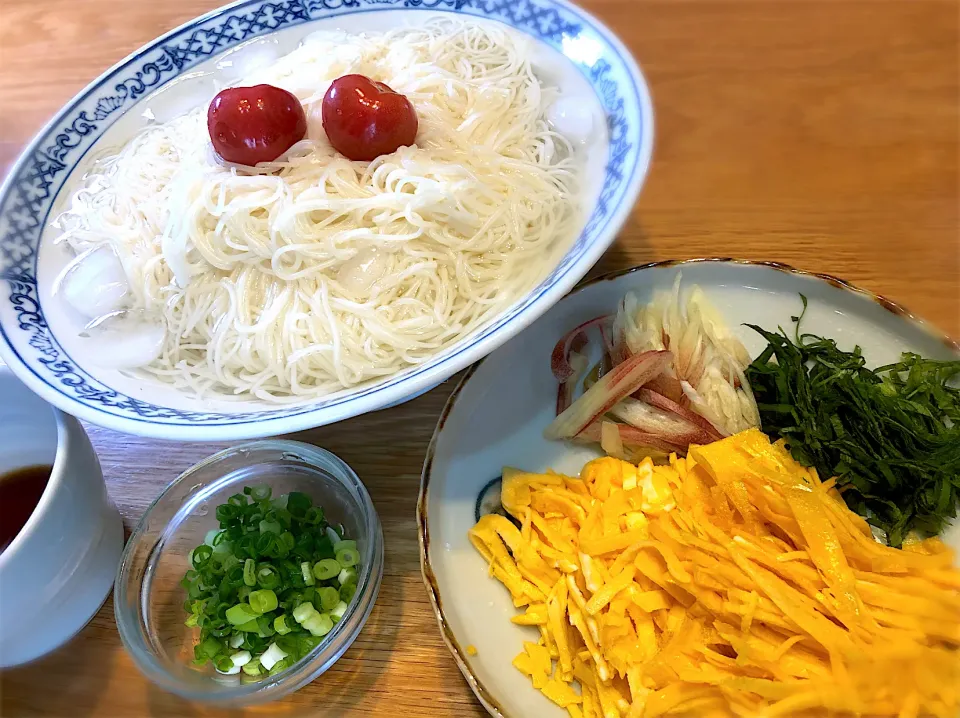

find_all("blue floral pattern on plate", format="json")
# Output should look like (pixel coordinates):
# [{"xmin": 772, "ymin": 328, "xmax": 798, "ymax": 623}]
[{"xmin": 0, "ymin": 0, "xmax": 648, "ymax": 429}]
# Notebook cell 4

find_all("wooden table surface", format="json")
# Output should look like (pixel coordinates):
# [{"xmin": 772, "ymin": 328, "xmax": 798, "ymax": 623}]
[{"xmin": 0, "ymin": 0, "xmax": 957, "ymax": 716}]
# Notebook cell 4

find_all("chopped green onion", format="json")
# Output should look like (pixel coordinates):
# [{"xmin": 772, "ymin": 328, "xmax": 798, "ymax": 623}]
[
  {"xmin": 301, "ymin": 561, "xmax": 316, "ymax": 587},
  {"xmin": 286, "ymin": 492, "xmax": 311, "ymax": 518},
  {"xmin": 340, "ymin": 581, "xmax": 357, "ymax": 603},
  {"xmin": 255, "ymin": 533, "xmax": 275, "ymax": 557},
  {"xmin": 274, "ymin": 615, "xmax": 293, "ymax": 635},
  {"xmin": 212, "ymin": 540, "xmax": 232, "ymax": 557},
  {"xmin": 275, "ymin": 634, "xmax": 300, "ymax": 656},
  {"xmin": 214, "ymin": 602, "xmax": 230, "ymax": 622},
  {"xmin": 247, "ymin": 618, "xmax": 271, "ymax": 638},
  {"xmin": 226, "ymin": 603, "xmax": 259, "ymax": 626},
  {"xmin": 313, "ymin": 535, "xmax": 335, "ymax": 560},
  {"xmin": 336, "ymin": 547, "xmax": 359, "ymax": 568},
  {"xmin": 259, "ymin": 519, "xmax": 282, "ymax": 535},
  {"xmin": 236, "ymin": 618, "xmax": 260, "ymax": 633},
  {"xmin": 313, "ymin": 558, "xmax": 340, "ymax": 580},
  {"xmin": 235, "ymin": 535, "xmax": 256, "ymax": 559},
  {"xmin": 180, "ymin": 487, "xmax": 359, "ymax": 681},
  {"xmin": 249, "ymin": 485, "xmax": 272, "ymax": 502},
  {"xmin": 245, "ymin": 633, "xmax": 266, "ymax": 653},
  {"xmin": 299, "ymin": 634, "xmax": 322, "ymax": 655},
  {"xmin": 256, "ymin": 565, "xmax": 282, "ymax": 590},
  {"xmin": 302, "ymin": 506, "xmax": 324, "ymax": 525},
  {"xmin": 215, "ymin": 503, "xmax": 238, "ymax": 524},
  {"xmin": 302, "ymin": 612, "xmax": 333, "ymax": 637},
  {"xmin": 209, "ymin": 622, "xmax": 231, "ymax": 638},
  {"xmin": 293, "ymin": 602, "xmax": 318, "ymax": 624},
  {"xmin": 199, "ymin": 636, "xmax": 222, "ymax": 659},
  {"xmin": 259, "ymin": 642, "xmax": 288, "ymax": 671},
  {"xmin": 318, "ymin": 587, "xmax": 340, "ymax": 611},
  {"xmin": 243, "ymin": 558, "xmax": 256, "ymax": 587},
  {"xmin": 224, "ymin": 563, "xmax": 243, "ymax": 584},
  {"xmin": 330, "ymin": 600, "xmax": 349, "ymax": 623},
  {"xmin": 269, "ymin": 657, "xmax": 291, "ymax": 675},
  {"xmin": 191, "ymin": 544, "xmax": 213, "ymax": 570},
  {"xmin": 249, "ymin": 589, "xmax": 278, "ymax": 614}
]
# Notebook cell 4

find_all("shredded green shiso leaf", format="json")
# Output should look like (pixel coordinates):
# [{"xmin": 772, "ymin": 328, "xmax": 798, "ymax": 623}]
[{"xmin": 745, "ymin": 296, "xmax": 960, "ymax": 547}]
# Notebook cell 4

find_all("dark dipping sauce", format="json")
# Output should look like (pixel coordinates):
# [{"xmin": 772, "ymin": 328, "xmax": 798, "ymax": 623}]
[{"xmin": 0, "ymin": 465, "xmax": 52, "ymax": 554}]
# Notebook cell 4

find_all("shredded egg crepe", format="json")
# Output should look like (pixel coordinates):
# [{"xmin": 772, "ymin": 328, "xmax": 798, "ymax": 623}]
[{"xmin": 468, "ymin": 429, "xmax": 960, "ymax": 717}]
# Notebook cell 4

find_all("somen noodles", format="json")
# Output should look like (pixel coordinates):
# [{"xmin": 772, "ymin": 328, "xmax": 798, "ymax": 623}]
[{"xmin": 52, "ymin": 19, "xmax": 581, "ymax": 401}]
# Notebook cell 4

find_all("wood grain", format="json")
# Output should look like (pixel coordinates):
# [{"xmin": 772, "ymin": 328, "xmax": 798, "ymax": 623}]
[{"xmin": 0, "ymin": 0, "xmax": 958, "ymax": 715}]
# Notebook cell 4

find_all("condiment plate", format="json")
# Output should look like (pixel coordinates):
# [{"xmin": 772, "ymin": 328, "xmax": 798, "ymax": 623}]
[{"xmin": 417, "ymin": 259, "xmax": 959, "ymax": 718}]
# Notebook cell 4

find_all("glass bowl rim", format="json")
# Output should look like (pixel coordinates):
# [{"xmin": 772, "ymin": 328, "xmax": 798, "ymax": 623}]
[{"xmin": 114, "ymin": 439, "xmax": 384, "ymax": 705}]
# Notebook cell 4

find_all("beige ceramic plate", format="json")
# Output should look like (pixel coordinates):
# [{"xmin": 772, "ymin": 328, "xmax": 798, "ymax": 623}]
[{"xmin": 417, "ymin": 259, "xmax": 959, "ymax": 718}]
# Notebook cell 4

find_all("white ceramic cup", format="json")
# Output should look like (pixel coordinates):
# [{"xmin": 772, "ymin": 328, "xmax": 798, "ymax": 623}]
[{"xmin": 0, "ymin": 366, "xmax": 124, "ymax": 667}]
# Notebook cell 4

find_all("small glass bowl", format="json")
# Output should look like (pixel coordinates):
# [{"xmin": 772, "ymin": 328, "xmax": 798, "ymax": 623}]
[{"xmin": 115, "ymin": 440, "xmax": 383, "ymax": 705}]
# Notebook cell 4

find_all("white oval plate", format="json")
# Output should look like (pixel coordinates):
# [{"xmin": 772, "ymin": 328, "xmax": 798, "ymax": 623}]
[
  {"xmin": 0, "ymin": 0, "xmax": 653, "ymax": 440},
  {"xmin": 418, "ymin": 259, "xmax": 959, "ymax": 718}
]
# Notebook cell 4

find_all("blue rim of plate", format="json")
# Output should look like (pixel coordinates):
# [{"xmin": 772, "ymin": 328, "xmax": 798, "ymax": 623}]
[
  {"xmin": 416, "ymin": 258, "xmax": 959, "ymax": 718},
  {"xmin": 0, "ymin": 0, "xmax": 654, "ymax": 436}
]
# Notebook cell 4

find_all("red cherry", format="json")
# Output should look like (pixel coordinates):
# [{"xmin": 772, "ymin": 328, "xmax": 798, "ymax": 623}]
[
  {"xmin": 322, "ymin": 74, "xmax": 419, "ymax": 162},
  {"xmin": 207, "ymin": 84, "xmax": 307, "ymax": 166}
]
